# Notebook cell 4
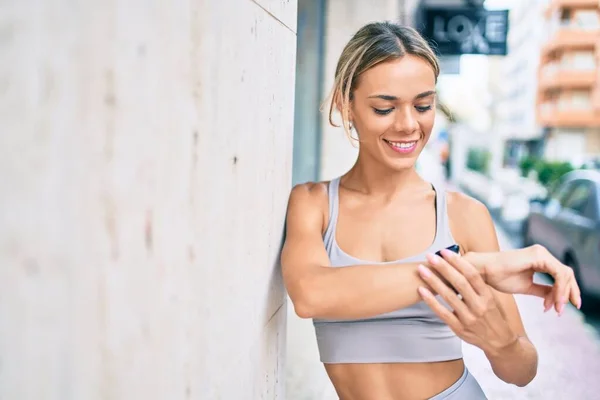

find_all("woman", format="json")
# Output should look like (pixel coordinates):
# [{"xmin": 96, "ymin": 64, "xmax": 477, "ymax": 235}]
[{"xmin": 281, "ymin": 22, "xmax": 579, "ymax": 399}]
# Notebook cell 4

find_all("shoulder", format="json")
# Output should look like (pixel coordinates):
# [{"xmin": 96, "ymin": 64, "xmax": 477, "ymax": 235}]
[
  {"xmin": 446, "ymin": 191, "xmax": 491, "ymax": 221},
  {"xmin": 446, "ymin": 191, "xmax": 498, "ymax": 253},
  {"xmin": 287, "ymin": 181, "xmax": 329, "ymax": 209},
  {"xmin": 286, "ymin": 181, "xmax": 330, "ymax": 234}
]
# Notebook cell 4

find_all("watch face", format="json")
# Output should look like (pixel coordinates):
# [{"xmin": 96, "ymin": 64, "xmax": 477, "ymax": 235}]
[{"xmin": 435, "ymin": 244, "xmax": 460, "ymax": 257}]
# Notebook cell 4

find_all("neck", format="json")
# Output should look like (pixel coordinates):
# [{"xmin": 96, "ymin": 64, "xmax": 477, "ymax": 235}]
[{"xmin": 343, "ymin": 153, "xmax": 424, "ymax": 196}]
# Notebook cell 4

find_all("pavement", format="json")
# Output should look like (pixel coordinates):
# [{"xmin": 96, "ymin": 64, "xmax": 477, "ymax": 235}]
[{"xmin": 285, "ymin": 222, "xmax": 600, "ymax": 399}]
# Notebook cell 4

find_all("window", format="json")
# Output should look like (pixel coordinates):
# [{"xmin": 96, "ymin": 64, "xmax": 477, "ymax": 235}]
[
  {"xmin": 550, "ymin": 181, "xmax": 574, "ymax": 207},
  {"xmin": 563, "ymin": 181, "xmax": 595, "ymax": 218},
  {"xmin": 572, "ymin": 10, "xmax": 600, "ymax": 29}
]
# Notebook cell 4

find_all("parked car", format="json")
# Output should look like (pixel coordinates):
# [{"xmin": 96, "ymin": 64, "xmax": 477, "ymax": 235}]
[{"xmin": 524, "ymin": 170, "xmax": 600, "ymax": 304}]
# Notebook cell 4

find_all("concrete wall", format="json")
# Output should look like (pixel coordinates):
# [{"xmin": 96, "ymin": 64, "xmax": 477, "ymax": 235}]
[{"xmin": 0, "ymin": 1, "xmax": 296, "ymax": 399}]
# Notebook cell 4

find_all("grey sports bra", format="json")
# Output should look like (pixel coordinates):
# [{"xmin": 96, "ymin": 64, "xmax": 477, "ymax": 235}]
[{"xmin": 312, "ymin": 177, "xmax": 463, "ymax": 364}]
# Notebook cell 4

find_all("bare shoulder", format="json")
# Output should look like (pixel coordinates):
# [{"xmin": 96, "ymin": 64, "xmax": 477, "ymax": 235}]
[
  {"xmin": 287, "ymin": 181, "xmax": 329, "ymax": 212},
  {"xmin": 446, "ymin": 191, "xmax": 498, "ymax": 253},
  {"xmin": 286, "ymin": 181, "xmax": 330, "ymax": 234},
  {"xmin": 446, "ymin": 191, "xmax": 491, "ymax": 220}
]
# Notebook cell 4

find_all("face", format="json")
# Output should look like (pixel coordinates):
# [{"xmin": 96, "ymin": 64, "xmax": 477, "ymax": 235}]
[{"xmin": 348, "ymin": 55, "xmax": 436, "ymax": 171}]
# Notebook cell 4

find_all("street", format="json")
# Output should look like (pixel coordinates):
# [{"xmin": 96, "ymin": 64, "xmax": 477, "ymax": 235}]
[{"xmin": 286, "ymin": 222, "xmax": 600, "ymax": 399}]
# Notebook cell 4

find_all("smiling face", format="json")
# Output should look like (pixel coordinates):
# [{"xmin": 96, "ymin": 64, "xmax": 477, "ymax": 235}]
[{"xmin": 349, "ymin": 55, "xmax": 437, "ymax": 171}]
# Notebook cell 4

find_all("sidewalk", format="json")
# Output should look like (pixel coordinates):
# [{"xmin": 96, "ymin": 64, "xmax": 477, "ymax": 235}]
[
  {"xmin": 463, "ymin": 227, "xmax": 600, "ymax": 399},
  {"xmin": 285, "ymin": 225, "xmax": 600, "ymax": 399}
]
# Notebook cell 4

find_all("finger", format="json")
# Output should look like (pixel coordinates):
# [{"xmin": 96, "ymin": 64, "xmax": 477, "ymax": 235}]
[
  {"xmin": 544, "ymin": 291, "xmax": 554, "ymax": 313},
  {"xmin": 439, "ymin": 249, "xmax": 488, "ymax": 295},
  {"xmin": 559, "ymin": 273, "xmax": 573, "ymax": 316},
  {"xmin": 569, "ymin": 272, "xmax": 582, "ymax": 310},
  {"xmin": 418, "ymin": 264, "xmax": 472, "ymax": 319},
  {"xmin": 532, "ymin": 284, "xmax": 555, "ymax": 313},
  {"xmin": 426, "ymin": 253, "xmax": 480, "ymax": 304},
  {"xmin": 527, "ymin": 282, "xmax": 552, "ymax": 299},
  {"xmin": 418, "ymin": 287, "xmax": 462, "ymax": 330},
  {"xmin": 531, "ymin": 246, "xmax": 570, "ymax": 314},
  {"xmin": 552, "ymin": 266, "xmax": 567, "ymax": 314}
]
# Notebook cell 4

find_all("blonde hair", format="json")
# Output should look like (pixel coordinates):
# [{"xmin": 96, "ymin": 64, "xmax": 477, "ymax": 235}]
[{"xmin": 324, "ymin": 22, "xmax": 440, "ymax": 140}]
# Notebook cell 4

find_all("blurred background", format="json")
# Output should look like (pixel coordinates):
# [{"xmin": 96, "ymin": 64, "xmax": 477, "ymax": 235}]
[{"xmin": 2, "ymin": 0, "xmax": 600, "ymax": 399}]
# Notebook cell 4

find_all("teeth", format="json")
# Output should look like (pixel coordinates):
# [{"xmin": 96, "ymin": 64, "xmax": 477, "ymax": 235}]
[{"xmin": 388, "ymin": 141, "xmax": 416, "ymax": 149}]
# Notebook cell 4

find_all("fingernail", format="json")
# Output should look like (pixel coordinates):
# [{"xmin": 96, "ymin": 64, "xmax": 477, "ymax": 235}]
[
  {"xmin": 578, "ymin": 296, "xmax": 582, "ymax": 309},
  {"xmin": 558, "ymin": 303, "xmax": 565, "ymax": 315},
  {"xmin": 418, "ymin": 286, "xmax": 431, "ymax": 297},
  {"xmin": 426, "ymin": 254, "xmax": 440, "ymax": 265},
  {"xmin": 418, "ymin": 264, "xmax": 432, "ymax": 278},
  {"xmin": 440, "ymin": 249, "xmax": 456, "ymax": 258}
]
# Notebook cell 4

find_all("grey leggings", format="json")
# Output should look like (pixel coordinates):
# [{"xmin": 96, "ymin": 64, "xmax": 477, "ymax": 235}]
[{"xmin": 428, "ymin": 368, "xmax": 487, "ymax": 400}]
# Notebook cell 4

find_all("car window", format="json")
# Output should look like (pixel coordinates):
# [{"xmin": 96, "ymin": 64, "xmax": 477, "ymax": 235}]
[
  {"xmin": 563, "ymin": 181, "xmax": 593, "ymax": 216},
  {"xmin": 551, "ymin": 181, "xmax": 575, "ymax": 207}
]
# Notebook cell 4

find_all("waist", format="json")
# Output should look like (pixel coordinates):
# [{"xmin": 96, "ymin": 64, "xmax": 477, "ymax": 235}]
[
  {"xmin": 325, "ymin": 360, "xmax": 467, "ymax": 400},
  {"xmin": 314, "ymin": 318, "xmax": 462, "ymax": 364}
]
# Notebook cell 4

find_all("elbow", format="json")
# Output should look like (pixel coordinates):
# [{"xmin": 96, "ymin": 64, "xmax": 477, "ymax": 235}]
[
  {"xmin": 293, "ymin": 300, "xmax": 316, "ymax": 319},
  {"xmin": 513, "ymin": 372, "xmax": 536, "ymax": 387},
  {"xmin": 492, "ymin": 360, "xmax": 538, "ymax": 387},
  {"xmin": 290, "ymin": 277, "xmax": 321, "ymax": 319},
  {"xmin": 493, "ymin": 367, "xmax": 536, "ymax": 388}
]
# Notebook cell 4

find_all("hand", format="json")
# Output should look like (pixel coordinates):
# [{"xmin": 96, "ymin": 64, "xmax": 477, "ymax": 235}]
[
  {"xmin": 416, "ymin": 251, "xmax": 518, "ymax": 354},
  {"xmin": 465, "ymin": 244, "xmax": 581, "ymax": 314}
]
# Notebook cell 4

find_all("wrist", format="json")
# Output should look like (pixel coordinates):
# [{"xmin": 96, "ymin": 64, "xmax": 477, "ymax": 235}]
[
  {"xmin": 484, "ymin": 333, "xmax": 521, "ymax": 359},
  {"xmin": 464, "ymin": 251, "xmax": 489, "ymax": 283}
]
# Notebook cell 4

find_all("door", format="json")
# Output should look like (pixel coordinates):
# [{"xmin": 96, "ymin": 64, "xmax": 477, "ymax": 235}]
[
  {"xmin": 554, "ymin": 180, "xmax": 600, "ymax": 296},
  {"xmin": 530, "ymin": 181, "xmax": 573, "ymax": 253}
]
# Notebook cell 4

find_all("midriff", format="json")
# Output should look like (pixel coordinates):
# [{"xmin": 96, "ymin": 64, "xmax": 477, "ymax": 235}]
[{"xmin": 325, "ymin": 358, "xmax": 465, "ymax": 400}]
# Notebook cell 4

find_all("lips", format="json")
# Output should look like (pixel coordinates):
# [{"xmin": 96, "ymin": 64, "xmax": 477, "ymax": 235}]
[{"xmin": 383, "ymin": 139, "xmax": 418, "ymax": 154}]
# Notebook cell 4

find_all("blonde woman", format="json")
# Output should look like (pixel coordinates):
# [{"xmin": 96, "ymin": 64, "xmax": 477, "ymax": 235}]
[{"xmin": 281, "ymin": 22, "xmax": 580, "ymax": 399}]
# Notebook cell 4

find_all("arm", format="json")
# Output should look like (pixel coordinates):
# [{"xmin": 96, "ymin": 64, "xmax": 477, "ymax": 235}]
[
  {"xmin": 449, "ymin": 192, "xmax": 538, "ymax": 387},
  {"xmin": 281, "ymin": 183, "xmax": 433, "ymax": 320}
]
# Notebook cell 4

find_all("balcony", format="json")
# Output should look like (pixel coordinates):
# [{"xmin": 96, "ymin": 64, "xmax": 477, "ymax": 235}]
[
  {"xmin": 546, "ymin": 0, "xmax": 600, "ymax": 17},
  {"xmin": 539, "ymin": 66, "xmax": 597, "ymax": 91},
  {"xmin": 538, "ymin": 102, "xmax": 600, "ymax": 127},
  {"xmin": 593, "ymin": 87, "xmax": 600, "ymax": 108},
  {"xmin": 541, "ymin": 28, "xmax": 600, "ymax": 59}
]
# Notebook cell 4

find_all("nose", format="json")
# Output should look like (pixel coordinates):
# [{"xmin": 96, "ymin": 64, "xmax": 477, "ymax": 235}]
[{"xmin": 394, "ymin": 106, "xmax": 419, "ymax": 135}]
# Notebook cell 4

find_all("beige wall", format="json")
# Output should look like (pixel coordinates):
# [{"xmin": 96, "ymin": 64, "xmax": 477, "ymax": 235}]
[
  {"xmin": 0, "ymin": 1, "xmax": 296, "ymax": 399},
  {"xmin": 586, "ymin": 129, "xmax": 600, "ymax": 155}
]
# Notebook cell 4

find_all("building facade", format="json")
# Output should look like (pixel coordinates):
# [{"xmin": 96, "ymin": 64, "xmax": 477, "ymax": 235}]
[
  {"xmin": 537, "ymin": 0, "xmax": 600, "ymax": 165},
  {"xmin": 492, "ymin": 0, "xmax": 548, "ymax": 169}
]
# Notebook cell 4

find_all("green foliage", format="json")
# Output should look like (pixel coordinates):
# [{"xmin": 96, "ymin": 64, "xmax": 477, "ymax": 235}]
[
  {"xmin": 466, "ymin": 148, "xmax": 491, "ymax": 175},
  {"xmin": 518, "ymin": 156, "xmax": 537, "ymax": 178},
  {"xmin": 518, "ymin": 156, "xmax": 574, "ymax": 190}
]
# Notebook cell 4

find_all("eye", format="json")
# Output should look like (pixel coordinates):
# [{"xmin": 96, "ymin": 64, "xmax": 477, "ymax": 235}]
[
  {"xmin": 416, "ymin": 105, "xmax": 432, "ymax": 113},
  {"xmin": 373, "ymin": 107, "xmax": 393, "ymax": 115}
]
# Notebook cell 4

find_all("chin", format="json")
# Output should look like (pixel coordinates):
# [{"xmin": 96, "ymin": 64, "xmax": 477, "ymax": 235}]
[{"xmin": 386, "ymin": 158, "xmax": 417, "ymax": 171}]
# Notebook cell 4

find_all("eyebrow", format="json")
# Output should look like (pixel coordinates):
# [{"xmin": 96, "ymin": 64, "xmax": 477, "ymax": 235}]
[{"xmin": 368, "ymin": 90, "xmax": 436, "ymax": 101}]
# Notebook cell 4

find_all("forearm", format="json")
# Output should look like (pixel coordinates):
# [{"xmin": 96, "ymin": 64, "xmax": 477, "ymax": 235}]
[
  {"xmin": 463, "ymin": 251, "xmax": 493, "ymax": 279},
  {"xmin": 485, "ymin": 336, "xmax": 538, "ymax": 387},
  {"xmin": 296, "ymin": 262, "xmax": 431, "ymax": 320}
]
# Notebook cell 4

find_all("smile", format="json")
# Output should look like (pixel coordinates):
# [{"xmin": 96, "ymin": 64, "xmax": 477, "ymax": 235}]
[{"xmin": 383, "ymin": 139, "xmax": 418, "ymax": 154}]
